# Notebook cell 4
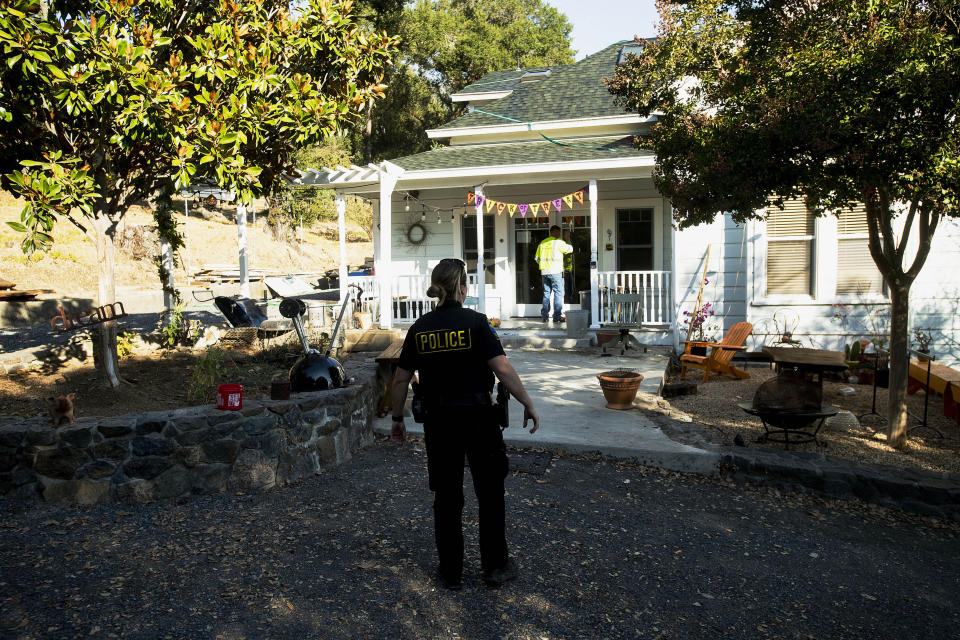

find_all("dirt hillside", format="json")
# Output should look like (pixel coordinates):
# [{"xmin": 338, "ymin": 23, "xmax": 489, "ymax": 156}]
[{"xmin": 0, "ymin": 191, "xmax": 373, "ymax": 297}]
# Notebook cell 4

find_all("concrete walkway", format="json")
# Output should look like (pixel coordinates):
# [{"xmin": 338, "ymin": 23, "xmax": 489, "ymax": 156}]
[{"xmin": 373, "ymin": 347, "xmax": 720, "ymax": 474}]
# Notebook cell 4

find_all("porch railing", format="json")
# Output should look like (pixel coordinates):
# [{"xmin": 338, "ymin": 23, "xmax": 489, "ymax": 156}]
[
  {"xmin": 597, "ymin": 270, "xmax": 673, "ymax": 326},
  {"xmin": 347, "ymin": 273, "xmax": 479, "ymax": 324}
]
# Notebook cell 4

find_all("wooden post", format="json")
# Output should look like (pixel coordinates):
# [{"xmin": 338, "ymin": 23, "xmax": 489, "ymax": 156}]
[{"xmin": 686, "ymin": 244, "xmax": 711, "ymax": 343}]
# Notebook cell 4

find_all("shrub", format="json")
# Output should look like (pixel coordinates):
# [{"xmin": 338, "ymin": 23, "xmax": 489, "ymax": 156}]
[{"xmin": 188, "ymin": 347, "xmax": 225, "ymax": 401}]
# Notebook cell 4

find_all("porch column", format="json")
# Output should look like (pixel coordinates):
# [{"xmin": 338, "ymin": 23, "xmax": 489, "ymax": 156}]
[
  {"xmin": 336, "ymin": 193, "xmax": 348, "ymax": 303},
  {"xmin": 475, "ymin": 185, "xmax": 486, "ymax": 314},
  {"xmin": 237, "ymin": 204, "xmax": 250, "ymax": 299},
  {"xmin": 378, "ymin": 174, "xmax": 398, "ymax": 329},
  {"xmin": 589, "ymin": 180, "xmax": 600, "ymax": 329}
]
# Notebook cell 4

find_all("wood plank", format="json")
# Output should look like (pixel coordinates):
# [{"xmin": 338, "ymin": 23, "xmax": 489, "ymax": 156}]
[
  {"xmin": 762, "ymin": 346, "xmax": 847, "ymax": 370},
  {"xmin": 0, "ymin": 278, "xmax": 15, "ymax": 290},
  {"xmin": 375, "ymin": 341, "xmax": 404, "ymax": 364},
  {"xmin": 0, "ymin": 289, "xmax": 42, "ymax": 300}
]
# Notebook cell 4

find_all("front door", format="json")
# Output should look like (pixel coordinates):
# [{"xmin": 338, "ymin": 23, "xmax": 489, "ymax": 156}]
[{"xmin": 513, "ymin": 213, "xmax": 590, "ymax": 317}]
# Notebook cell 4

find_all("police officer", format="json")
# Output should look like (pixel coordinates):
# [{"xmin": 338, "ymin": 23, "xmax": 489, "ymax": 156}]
[{"xmin": 390, "ymin": 258, "xmax": 540, "ymax": 590}]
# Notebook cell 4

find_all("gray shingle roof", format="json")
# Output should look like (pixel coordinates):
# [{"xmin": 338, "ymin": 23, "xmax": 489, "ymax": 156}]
[
  {"xmin": 456, "ymin": 67, "xmax": 561, "ymax": 95},
  {"xmin": 437, "ymin": 43, "xmax": 630, "ymax": 131},
  {"xmin": 392, "ymin": 135, "xmax": 651, "ymax": 172}
]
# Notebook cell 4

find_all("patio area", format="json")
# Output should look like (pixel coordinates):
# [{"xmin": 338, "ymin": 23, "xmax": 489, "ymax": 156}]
[{"xmin": 376, "ymin": 344, "xmax": 960, "ymax": 477}]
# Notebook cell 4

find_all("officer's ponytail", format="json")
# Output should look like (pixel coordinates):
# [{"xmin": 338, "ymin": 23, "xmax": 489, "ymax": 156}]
[{"xmin": 428, "ymin": 259, "xmax": 467, "ymax": 305}]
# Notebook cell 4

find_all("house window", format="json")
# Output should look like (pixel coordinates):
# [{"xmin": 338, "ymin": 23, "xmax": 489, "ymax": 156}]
[
  {"xmin": 766, "ymin": 200, "xmax": 814, "ymax": 296},
  {"xmin": 461, "ymin": 214, "xmax": 495, "ymax": 286},
  {"xmin": 616, "ymin": 208, "xmax": 654, "ymax": 271},
  {"xmin": 836, "ymin": 206, "xmax": 884, "ymax": 295}
]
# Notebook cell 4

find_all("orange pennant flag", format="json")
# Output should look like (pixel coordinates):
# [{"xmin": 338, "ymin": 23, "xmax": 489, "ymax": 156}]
[
  {"xmin": 467, "ymin": 192, "xmax": 475, "ymax": 204},
  {"xmin": 573, "ymin": 189, "xmax": 584, "ymax": 204},
  {"xmin": 507, "ymin": 203, "xmax": 518, "ymax": 217},
  {"xmin": 497, "ymin": 202, "xmax": 506, "ymax": 216}
]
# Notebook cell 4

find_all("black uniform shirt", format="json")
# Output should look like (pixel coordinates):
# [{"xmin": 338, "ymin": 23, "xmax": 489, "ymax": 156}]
[{"xmin": 397, "ymin": 300, "xmax": 505, "ymax": 397}]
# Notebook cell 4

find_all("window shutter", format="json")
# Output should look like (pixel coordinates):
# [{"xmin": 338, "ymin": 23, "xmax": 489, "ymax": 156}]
[
  {"xmin": 836, "ymin": 205, "xmax": 883, "ymax": 295},
  {"xmin": 766, "ymin": 199, "xmax": 813, "ymax": 296},
  {"xmin": 767, "ymin": 200, "xmax": 814, "ymax": 237}
]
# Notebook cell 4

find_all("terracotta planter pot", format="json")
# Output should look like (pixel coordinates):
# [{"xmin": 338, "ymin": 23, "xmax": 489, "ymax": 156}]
[{"xmin": 597, "ymin": 370, "xmax": 644, "ymax": 410}]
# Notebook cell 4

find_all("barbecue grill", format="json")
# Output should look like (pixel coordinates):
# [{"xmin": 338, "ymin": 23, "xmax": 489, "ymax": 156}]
[{"xmin": 737, "ymin": 369, "xmax": 838, "ymax": 448}]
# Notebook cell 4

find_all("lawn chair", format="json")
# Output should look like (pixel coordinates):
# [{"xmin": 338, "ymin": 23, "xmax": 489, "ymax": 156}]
[
  {"xmin": 680, "ymin": 321, "xmax": 753, "ymax": 382},
  {"xmin": 602, "ymin": 293, "xmax": 647, "ymax": 355}
]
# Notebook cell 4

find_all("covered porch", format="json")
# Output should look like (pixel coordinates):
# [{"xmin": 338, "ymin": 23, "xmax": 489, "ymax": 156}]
[{"xmin": 293, "ymin": 136, "xmax": 675, "ymax": 341}]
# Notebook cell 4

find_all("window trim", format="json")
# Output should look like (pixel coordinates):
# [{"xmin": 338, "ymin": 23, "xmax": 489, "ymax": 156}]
[{"xmin": 750, "ymin": 209, "xmax": 889, "ymax": 307}]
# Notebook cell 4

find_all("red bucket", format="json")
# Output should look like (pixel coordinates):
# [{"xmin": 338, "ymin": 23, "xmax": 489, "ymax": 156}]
[{"xmin": 217, "ymin": 384, "xmax": 243, "ymax": 411}]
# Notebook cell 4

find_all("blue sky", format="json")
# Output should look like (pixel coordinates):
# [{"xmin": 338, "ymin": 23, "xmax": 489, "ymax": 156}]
[{"xmin": 549, "ymin": 0, "xmax": 660, "ymax": 60}]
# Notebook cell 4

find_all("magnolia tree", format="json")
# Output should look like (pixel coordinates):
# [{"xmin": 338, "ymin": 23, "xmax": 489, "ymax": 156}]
[
  {"xmin": 0, "ymin": 0, "xmax": 397, "ymax": 388},
  {"xmin": 608, "ymin": 0, "xmax": 960, "ymax": 448}
]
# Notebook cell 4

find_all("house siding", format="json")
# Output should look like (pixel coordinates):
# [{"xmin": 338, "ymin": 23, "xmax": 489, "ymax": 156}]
[
  {"xmin": 672, "ymin": 214, "xmax": 748, "ymax": 347},
  {"xmin": 745, "ymin": 214, "xmax": 960, "ymax": 367}
]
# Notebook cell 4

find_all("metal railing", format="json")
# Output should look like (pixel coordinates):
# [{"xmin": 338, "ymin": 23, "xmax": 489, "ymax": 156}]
[{"xmin": 597, "ymin": 270, "xmax": 673, "ymax": 326}]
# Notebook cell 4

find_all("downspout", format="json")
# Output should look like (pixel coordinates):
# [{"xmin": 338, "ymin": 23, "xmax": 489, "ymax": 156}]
[{"xmin": 336, "ymin": 193, "xmax": 348, "ymax": 304}]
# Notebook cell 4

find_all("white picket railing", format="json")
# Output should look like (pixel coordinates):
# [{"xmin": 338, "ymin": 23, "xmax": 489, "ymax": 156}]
[
  {"xmin": 597, "ymin": 270, "xmax": 673, "ymax": 326},
  {"xmin": 347, "ymin": 273, "xmax": 480, "ymax": 324}
]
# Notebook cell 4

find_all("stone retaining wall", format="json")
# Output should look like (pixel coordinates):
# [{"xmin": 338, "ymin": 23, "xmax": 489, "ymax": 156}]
[{"xmin": 0, "ymin": 356, "xmax": 386, "ymax": 504}]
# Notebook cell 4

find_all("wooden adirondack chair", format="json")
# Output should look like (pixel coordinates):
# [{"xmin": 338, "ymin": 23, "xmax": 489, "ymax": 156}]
[{"xmin": 680, "ymin": 321, "xmax": 753, "ymax": 382}]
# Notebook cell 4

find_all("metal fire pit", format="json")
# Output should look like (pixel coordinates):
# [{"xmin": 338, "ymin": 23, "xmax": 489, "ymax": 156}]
[{"xmin": 737, "ymin": 370, "xmax": 838, "ymax": 449}]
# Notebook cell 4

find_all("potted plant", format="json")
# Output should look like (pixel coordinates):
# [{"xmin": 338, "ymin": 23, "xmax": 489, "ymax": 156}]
[
  {"xmin": 680, "ymin": 302, "xmax": 716, "ymax": 356},
  {"xmin": 913, "ymin": 329, "xmax": 933, "ymax": 362},
  {"xmin": 597, "ymin": 369, "xmax": 644, "ymax": 410},
  {"xmin": 844, "ymin": 339, "xmax": 875, "ymax": 385}
]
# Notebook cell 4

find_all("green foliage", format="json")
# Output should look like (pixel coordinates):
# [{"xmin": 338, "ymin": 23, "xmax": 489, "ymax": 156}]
[
  {"xmin": 266, "ymin": 137, "xmax": 373, "ymax": 238},
  {"xmin": 402, "ymin": 0, "xmax": 575, "ymax": 95},
  {"xmin": 116, "ymin": 330, "xmax": 138, "ymax": 358},
  {"xmin": 335, "ymin": 0, "xmax": 576, "ymax": 163},
  {"xmin": 160, "ymin": 304, "xmax": 202, "ymax": 349},
  {"xmin": 608, "ymin": 0, "xmax": 959, "ymax": 233},
  {"xmin": 0, "ymin": 0, "xmax": 398, "ymax": 245},
  {"xmin": 188, "ymin": 347, "xmax": 225, "ymax": 401}
]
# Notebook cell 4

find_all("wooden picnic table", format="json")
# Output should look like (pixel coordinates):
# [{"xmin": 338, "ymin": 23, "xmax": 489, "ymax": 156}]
[
  {"xmin": 762, "ymin": 347, "xmax": 848, "ymax": 387},
  {"xmin": 908, "ymin": 358, "xmax": 960, "ymax": 425}
]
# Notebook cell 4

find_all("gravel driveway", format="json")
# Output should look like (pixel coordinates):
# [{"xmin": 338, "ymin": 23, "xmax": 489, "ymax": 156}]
[{"xmin": 1, "ymin": 438, "xmax": 958, "ymax": 639}]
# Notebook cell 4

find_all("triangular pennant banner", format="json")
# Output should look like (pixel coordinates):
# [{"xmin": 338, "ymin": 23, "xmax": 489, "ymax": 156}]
[
  {"xmin": 573, "ymin": 189, "xmax": 584, "ymax": 204},
  {"xmin": 467, "ymin": 192, "xmax": 475, "ymax": 205},
  {"xmin": 486, "ymin": 198, "xmax": 496, "ymax": 213},
  {"xmin": 532, "ymin": 202, "xmax": 542, "ymax": 215},
  {"xmin": 497, "ymin": 202, "xmax": 506, "ymax": 216},
  {"xmin": 518, "ymin": 203, "xmax": 528, "ymax": 217},
  {"xmin": 552, "ymin": 198, "xmax": 563, "ymax": 212},
  {"xmin": 475, "ymin": 195, "xmax": 485, "ymax": 207},
  {"xmin": 507, "ymin": 203, "xmax": 518, "ymax": 217},
  {"xmin": 562, "ymin": 194, "xmax": 574, "ymax": 209}
]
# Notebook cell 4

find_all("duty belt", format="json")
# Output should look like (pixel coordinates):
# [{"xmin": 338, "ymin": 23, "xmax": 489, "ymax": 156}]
[{"xmin": 428, "ymin": 391, "xmax": 493, "ymax": 407}]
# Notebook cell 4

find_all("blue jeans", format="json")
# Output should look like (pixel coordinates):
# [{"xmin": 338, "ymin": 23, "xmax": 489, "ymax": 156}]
[{"xmin": 541, "ymin": 273, "xmax": 564, "ymax": 321}]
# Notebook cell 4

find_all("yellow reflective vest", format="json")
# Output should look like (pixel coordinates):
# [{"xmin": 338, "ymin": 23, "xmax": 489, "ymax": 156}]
[{"xmin": 535, "ymin": 236, "xmax": 573, "ymax": 275}]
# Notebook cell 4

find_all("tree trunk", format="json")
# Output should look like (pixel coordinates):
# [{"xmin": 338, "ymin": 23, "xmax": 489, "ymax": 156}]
[
  {"xmin": 91, "ymin": 215, "xmax": 121, "ymax": 389},
  {"xmin": 886, "ymin": 282, "xmax": 911, "ymax": 448}
]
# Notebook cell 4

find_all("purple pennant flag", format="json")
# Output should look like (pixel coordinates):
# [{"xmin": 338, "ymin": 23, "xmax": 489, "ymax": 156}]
[
  {"xmin": 552, "ymin": 198, "xmax": 562, "ymax": 212},
  {"xmin": 518, "ymin": 203, "xmax": 528, "ymax": 217},
  {"xmin": 475, "ymin": 195, "xmax": 485, "ymax": 208}
]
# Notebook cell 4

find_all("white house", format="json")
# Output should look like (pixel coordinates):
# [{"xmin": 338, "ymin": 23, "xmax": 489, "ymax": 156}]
[{"xmin": 296, "ymin": 41, "xmax": 960, "ymax": 366}]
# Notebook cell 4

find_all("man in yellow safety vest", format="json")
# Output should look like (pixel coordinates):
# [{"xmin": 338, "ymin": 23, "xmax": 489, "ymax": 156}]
[{"xmin": 534, "ymin": 225, "xmax": 573, "ymax": 323}]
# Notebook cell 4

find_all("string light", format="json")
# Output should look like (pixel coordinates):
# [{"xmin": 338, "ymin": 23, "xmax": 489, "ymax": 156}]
[
  {"xmin": 420, "ymin": 204, "xmax": 425, "ymax": 222},
  {"xmin": 436, "ymin": 212, "xmax": 441, "ymax": 224}
]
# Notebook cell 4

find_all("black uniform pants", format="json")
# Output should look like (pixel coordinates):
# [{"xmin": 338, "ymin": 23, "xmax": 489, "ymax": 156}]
[{"xmin": 423, "ymin": 407, "xmax": 509, "ymax": 581}]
